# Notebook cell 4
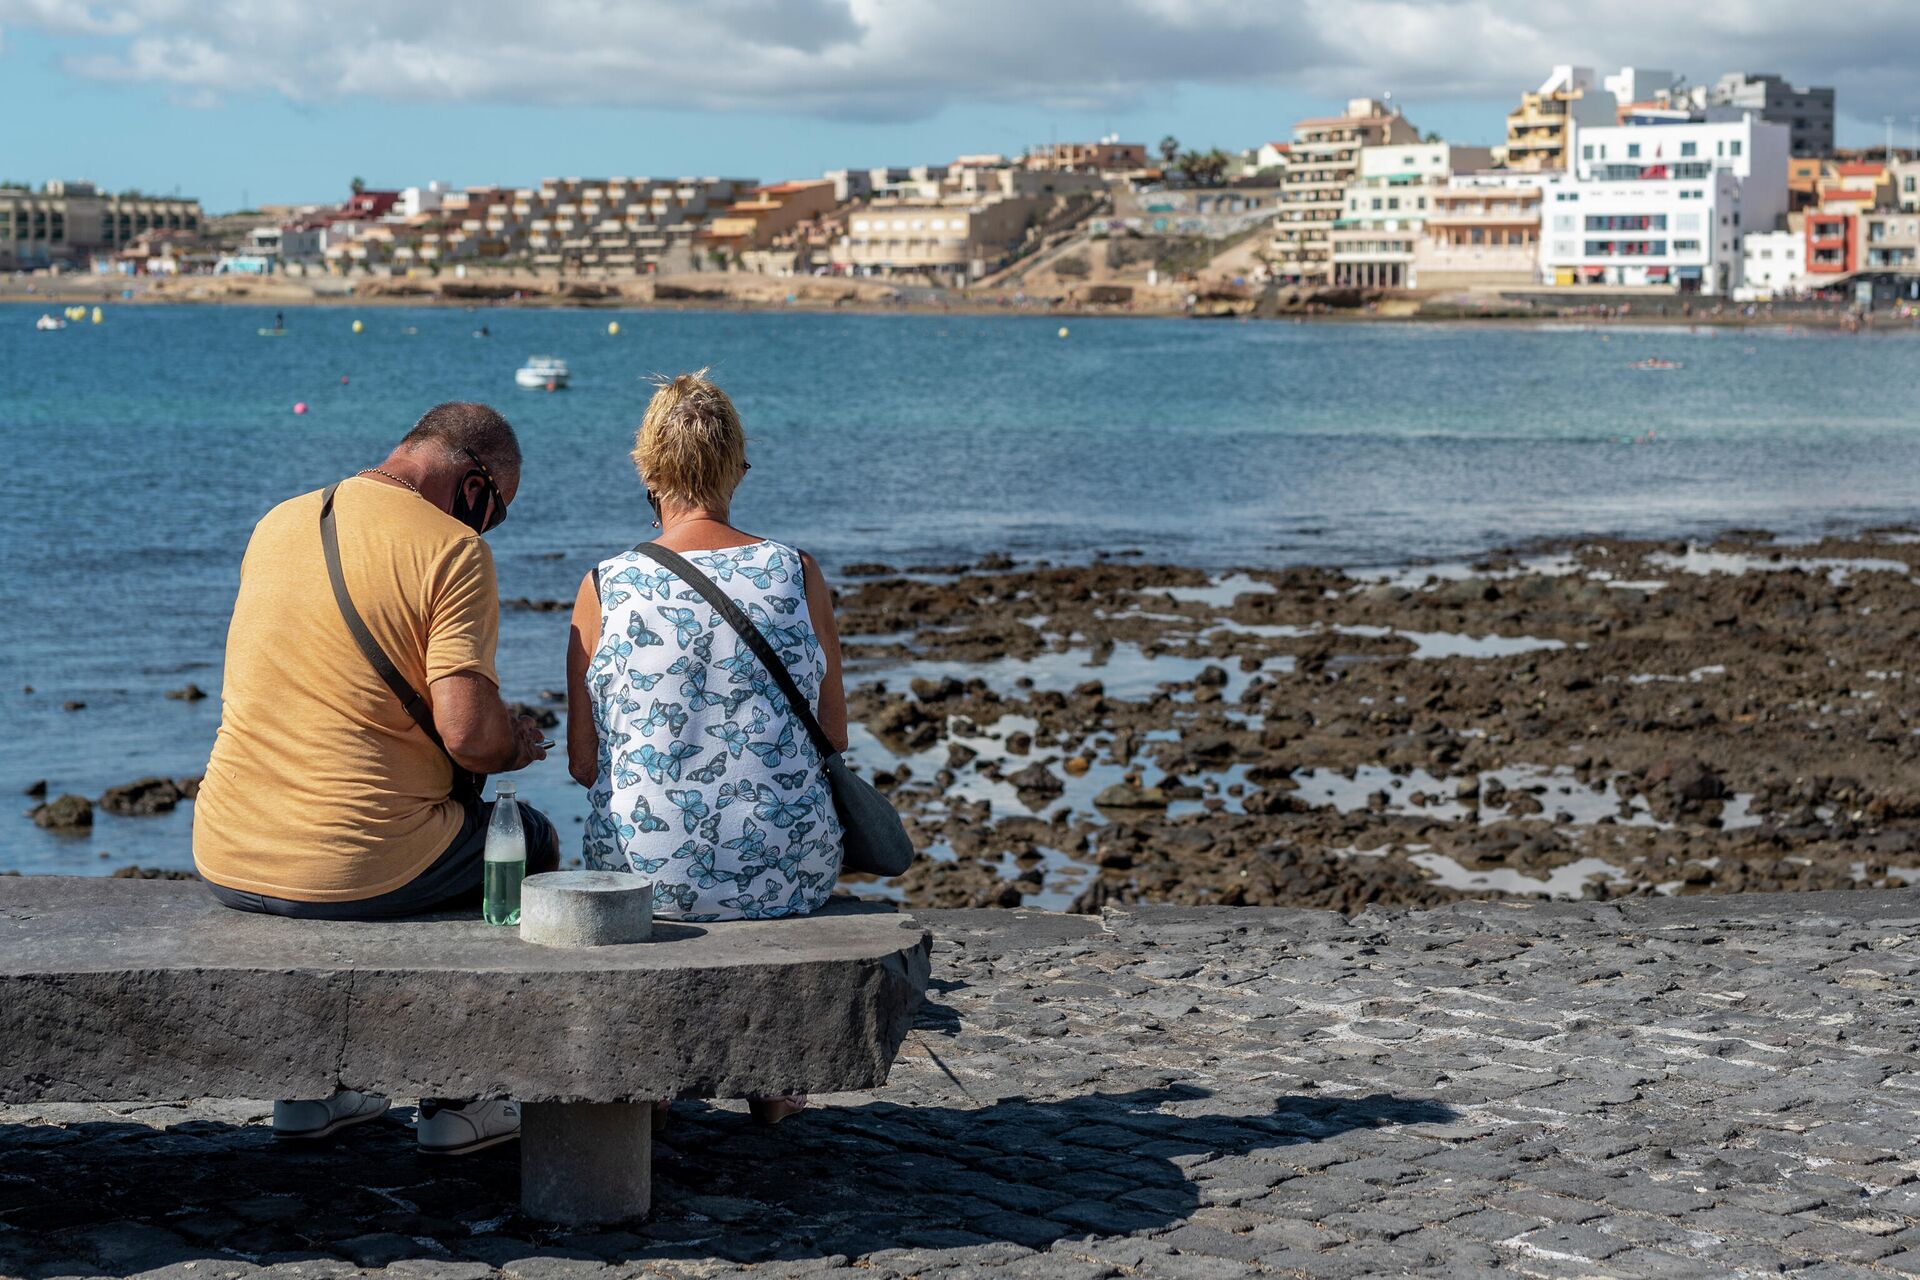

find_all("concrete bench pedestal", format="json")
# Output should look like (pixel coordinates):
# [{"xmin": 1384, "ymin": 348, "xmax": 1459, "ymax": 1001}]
[
  {"xmin": 0, "ymin": 876, "xmax": 930, "ymax": 1227},
  {"xmin": 522, "ymin": 1100, "xmax": 653, "ymax": 1224},
  {"xmin": 516, "ymin": 872, "xmax": 656, "ymax": 1221}
]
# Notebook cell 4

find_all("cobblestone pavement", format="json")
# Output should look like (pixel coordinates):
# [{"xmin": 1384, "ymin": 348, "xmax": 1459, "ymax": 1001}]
[{"xmin": 4, "ymin": 892, "xmax": 1920, "ymax": 1279}]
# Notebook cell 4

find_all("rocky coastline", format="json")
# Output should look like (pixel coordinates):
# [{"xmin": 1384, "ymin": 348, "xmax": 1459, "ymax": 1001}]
[
  {"xmin": 809, "ymin": 529, "xmax": 1920, "ymax": 913},
  {"xmin": 27, "ymin": 527, "xmax": 1920, "ymax": 913}
]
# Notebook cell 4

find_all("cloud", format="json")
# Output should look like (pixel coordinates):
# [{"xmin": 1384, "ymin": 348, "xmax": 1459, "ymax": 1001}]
[{"xmin": 1, "ymin": 0, "xmax": 1916, "ymax": 125}]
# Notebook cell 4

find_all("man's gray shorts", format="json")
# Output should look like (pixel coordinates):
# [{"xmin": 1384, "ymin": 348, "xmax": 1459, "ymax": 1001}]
[{"xmin": 207, "ymin": 798, "xmax": 562, "ymax": 921}]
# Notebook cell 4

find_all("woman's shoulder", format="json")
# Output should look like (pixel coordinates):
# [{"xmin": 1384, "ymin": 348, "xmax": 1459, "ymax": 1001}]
[{"xmin": 684, "ymin": 537, "xmax": 809, "ymax": 567}]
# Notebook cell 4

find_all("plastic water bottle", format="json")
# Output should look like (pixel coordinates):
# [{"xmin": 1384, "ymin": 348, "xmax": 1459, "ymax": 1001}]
[{"xmin": 482, "ymin": 785, "xmax": 526, "ymax": 926}]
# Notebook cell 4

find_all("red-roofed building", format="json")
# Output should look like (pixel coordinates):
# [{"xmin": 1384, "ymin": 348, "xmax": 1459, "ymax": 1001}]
[
  {"xmin": 1803, "ymin": 162, "xmax": 1892, "ymax": 277},
  {"xmin": 345, "ymin": 189, "xmax": 401, "ymax": 219}
]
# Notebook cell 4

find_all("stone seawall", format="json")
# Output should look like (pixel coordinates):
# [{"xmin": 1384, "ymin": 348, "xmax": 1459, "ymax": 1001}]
[{"xmin": 3, "ymin": 890, "xmax": 1918, "ymax": 1278}]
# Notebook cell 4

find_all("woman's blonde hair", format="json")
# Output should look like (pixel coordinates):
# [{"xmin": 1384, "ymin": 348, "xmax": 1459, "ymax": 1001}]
[{"xmin": 631, "ymin": 369, "xmax": 746, "ymax": 511}]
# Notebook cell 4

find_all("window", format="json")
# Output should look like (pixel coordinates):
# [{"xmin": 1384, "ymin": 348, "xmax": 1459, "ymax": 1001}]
[
  {"xmin": 1582, "ymin": 144, "xmax": 1595, "ymax": 160},
  {"xmin": 1673, "ymin": 239, "xmax": 1701, "ymax": 252},
  {"xmin": 1730, "ymin": 140, "xmax": 1743, "ymax": 157},
  {"xmin": 1627, "ymin": 143, "xmax": 1641, "ymax": 159},
  {"xmin": 1681, "ymin": 142, "xmax": 1697, "ymax": 158}
]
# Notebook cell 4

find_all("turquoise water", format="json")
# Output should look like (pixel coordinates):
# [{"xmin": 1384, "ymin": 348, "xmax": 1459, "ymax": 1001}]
[{"xmin": 4, "ymin": 302, "xmax": 1920, "ymax": 875}]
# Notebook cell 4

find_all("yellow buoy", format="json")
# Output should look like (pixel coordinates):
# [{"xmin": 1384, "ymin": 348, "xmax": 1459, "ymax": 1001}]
[
  {"xmin": 607, "ymin": 320, "xmax": 620, "ymax": 336},
  {"xmin": 91, "ymin": 307, "xmax": 102, "ymax": 324},
  {"xmin": 1057, "ymin": 325, "xmax": 1069, "ymax": 338},
  {"xmin": 351, "ymin": 319, "xmax": 364, "ymax": 334}
]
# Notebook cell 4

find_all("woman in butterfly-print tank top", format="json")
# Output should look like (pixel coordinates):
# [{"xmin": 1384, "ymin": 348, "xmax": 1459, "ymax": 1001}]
[{"xmin": 563, "ymin": 369, "xmax": 849, "ymax": 1127}]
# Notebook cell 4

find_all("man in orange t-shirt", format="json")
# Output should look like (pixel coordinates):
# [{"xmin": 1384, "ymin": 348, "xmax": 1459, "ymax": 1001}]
[{"xmin": 194, "ymin": 401, "xmax": 558, "ymax": 1152}]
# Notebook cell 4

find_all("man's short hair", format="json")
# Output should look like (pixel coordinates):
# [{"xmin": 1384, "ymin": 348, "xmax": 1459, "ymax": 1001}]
[{"xmin": 401, "ymin": 402, "xmax": 521, "ymax": 477}]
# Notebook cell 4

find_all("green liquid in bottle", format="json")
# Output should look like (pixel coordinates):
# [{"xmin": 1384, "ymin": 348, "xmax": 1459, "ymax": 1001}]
[{"xmin": 483, "ymin": 857, "xmax": 524, "ymax": 926}]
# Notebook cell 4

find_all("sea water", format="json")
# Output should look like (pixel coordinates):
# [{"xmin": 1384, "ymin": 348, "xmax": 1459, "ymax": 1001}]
[{"xmin": 8, "ymin": 305, "xmax": 1920, "ymax": 875}]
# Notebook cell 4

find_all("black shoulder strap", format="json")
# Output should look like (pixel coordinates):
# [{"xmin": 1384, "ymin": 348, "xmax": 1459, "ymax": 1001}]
[
  {"xmin": 626, "ymin": 542, "xmax": 838, "ymax": 762},
  {"xmin": 319, "ymin": 483, "xmax": 450, "ymax": 754}
]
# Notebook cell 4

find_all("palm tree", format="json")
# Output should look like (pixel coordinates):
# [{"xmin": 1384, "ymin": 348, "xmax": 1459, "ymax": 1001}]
[
  {"xmin": 350, "ymin": 176, "xmax": 366, "ymax": 196},
  {"xmin": 1159, "ymin": 136, "xmax": 1181, "ymax": 168}
]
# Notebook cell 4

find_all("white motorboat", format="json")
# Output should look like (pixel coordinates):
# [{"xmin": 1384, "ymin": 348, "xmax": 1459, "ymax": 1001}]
[
  {"xmin": 515, "ymin": 355, "xmax": 570, "ymax": 389},
  {"xmin": 35, "ymin": 314, "xmax": 66, "ymax": 331}
]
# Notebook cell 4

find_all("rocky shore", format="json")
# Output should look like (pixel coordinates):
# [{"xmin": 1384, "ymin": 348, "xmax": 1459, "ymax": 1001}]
[
  {"xmin": 27, "ymin": 527, "xmax": 1920, "ymax": 913},
  {"xmin": 810, "ymin": 529, "xmax": 1920, "ymax": 913}
]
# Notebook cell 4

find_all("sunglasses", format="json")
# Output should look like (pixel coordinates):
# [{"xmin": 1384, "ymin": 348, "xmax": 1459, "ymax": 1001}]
[{"xmin": 462, "ymin": 447, "xmax": 508, "ymax": 532}]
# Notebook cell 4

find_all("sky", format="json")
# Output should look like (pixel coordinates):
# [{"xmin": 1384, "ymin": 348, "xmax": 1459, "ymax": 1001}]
[{"xmin": 2, "ymin": 0, "xmax": 1917, "ymax": 212}]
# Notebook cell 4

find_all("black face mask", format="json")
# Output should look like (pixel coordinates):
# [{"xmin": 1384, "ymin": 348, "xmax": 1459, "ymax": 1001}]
[{"xmin": 451, "ymin": 471, "xmax": 492, "ymax": 534}]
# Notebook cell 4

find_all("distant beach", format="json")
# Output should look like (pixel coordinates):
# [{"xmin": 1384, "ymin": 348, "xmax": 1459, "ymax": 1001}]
[{"xmin": 1, "ymin": 270, "xmax": 1893, "ymax": 329}]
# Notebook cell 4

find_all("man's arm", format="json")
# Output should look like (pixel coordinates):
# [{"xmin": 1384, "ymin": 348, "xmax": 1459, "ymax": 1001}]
[
  {"xmin": 432, "ymin": 672, "xmax": 546, "ymax": 774},
  {"xmin": 425, "ymin": 536, "xmax": 543, "ymax": 774}
]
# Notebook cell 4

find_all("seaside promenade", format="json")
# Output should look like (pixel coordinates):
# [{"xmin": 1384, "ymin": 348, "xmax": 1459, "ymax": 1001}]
[{"xmin": 4, "ymin": 890, "xmax": 1918, "ymax": 1279}]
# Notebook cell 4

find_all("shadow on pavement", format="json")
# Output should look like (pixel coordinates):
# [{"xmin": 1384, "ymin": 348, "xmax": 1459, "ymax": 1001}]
[{"xmin": 0, "ymin": 1086, "xmax": 1459, "ymax": 1275}]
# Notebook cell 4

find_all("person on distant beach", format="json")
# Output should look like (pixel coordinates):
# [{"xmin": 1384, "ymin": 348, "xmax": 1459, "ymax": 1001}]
[
  {"xmin": 194, "ymin": 401, "xmax": 557, "ymax": 1152},
  {"xmin": 564, "ymin": 370, "xmax": 848, "ymax": 1126}
]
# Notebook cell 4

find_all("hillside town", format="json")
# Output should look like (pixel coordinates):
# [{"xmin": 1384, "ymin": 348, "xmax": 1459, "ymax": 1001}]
[{"xmin": 6, "ymin": 65, "xmax": 1916, "ymax": 312}]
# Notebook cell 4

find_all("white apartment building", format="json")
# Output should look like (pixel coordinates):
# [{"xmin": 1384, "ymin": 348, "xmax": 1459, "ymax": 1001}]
[
  {"xmin": 1412, "ymin": 169, "xmax": 1563, "ymax": 289},
  {"xmin": 1738, "ymin": 229, "xmax": 1805, "ymax": 299},
  {"xmin": 1328, "ymin": 143, "xmax": 1495, "ymax": 288},
  {"xmin": 398, "ymin": 182, "xmax": 449, "ymax": 217},
  {"xmin": 1543, "ymin": 116, "xmax": 1790, "ymax": 293}
]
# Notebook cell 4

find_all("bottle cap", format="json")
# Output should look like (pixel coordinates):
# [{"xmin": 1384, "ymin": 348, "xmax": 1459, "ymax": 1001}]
[{"xmin": 496, "ymin": 783, "xmax": 516, "ymax": 798}]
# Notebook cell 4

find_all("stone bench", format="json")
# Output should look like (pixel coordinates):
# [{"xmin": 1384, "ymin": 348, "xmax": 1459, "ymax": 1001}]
[{"xmin": 0, "ymin": 876, "xmax": 931, "ymax": 1225}]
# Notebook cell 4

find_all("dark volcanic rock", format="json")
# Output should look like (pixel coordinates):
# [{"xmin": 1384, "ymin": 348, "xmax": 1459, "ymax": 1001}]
[
  {"xmin": 30, "ymin": 794, "xmax": 92, "ymax": 831},
  {"xmin": 99, "ymin": 778, "xmax": 184, "ymax": 817},
  {"xmin": 164, "ymin": 683, "xmax": 208, "ymax": 702},
  {"xmin": 1006, "ymin": 763, "xmax": 1063, "ymax": 796},
  {"xmin": 909, "ymin": 676, "xmax": 963, "ymax": 703},
  {"xmin": 1645, "ymin": 756, "xmax": 1727, "ymax": 802},
  {"xmin": 1094, "ymin": 784, "xmax": 1169, "ymax": 809},
  {"xmin": 508, "ymin": 701, "xmax": 561, "ymax": 729}
]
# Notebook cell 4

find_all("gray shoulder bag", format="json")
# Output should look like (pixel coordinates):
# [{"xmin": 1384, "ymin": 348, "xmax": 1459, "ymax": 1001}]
[{"xmin": 605, "ymin": 543, "xmax": 917, "ymax": 879}]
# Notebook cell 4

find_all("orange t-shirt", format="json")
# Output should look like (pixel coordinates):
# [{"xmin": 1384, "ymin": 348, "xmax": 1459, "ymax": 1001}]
[{"xmin": 194, "ymin": 477, "xmax": 500, "ymax": 901}]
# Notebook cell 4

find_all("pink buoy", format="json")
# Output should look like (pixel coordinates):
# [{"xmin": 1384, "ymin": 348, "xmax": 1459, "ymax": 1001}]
[
  {"xmin": 340, "ymin": 375, "xmax": 350, "ymax": 385},
  {"xmin": 294, "ymin": 402, "xmax": 308, "ymax": 414}
]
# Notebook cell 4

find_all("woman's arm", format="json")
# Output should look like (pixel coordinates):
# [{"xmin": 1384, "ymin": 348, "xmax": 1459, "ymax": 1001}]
[
  {"xmin": 565, "ymin": 570, "xmax": 600, "ymax": 788},
  {"xmin": 800, "ymin": 551, "xmax": 849, "ymax": 754}
]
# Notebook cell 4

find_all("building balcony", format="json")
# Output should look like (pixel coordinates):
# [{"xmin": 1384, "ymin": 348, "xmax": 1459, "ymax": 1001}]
[{"xmin": 1427, "ymin": 209, "xmax": 1541, "ymax": 226}]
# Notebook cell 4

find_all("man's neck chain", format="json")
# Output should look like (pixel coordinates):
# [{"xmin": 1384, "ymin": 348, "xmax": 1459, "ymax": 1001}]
[{"xmin": 359, "ymin": 468, "xmax": 421, "ymax": 496}]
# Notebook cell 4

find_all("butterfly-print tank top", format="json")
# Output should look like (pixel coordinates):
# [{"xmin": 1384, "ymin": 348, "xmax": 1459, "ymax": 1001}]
[{"xmin": 583, "ymin": 539, "xmax": 842, "ymax": 920}]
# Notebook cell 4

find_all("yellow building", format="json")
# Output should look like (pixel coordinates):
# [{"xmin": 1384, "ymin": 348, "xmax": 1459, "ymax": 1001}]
[
  {"xmin": 1504, "ymin": 67, "xmax": 1618, "ymax": 172},
  {"xmin": 838, "ymin": 195, "xmax": 1043, "ymax": 283},
  {"xmin": 694, "ymin": 181, "xmax": 838, "ymax": 260}
]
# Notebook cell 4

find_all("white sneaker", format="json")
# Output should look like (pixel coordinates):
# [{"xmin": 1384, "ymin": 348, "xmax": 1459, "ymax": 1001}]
[
  {"xmin": 416, "ymin": 1099, "xmax": 521, "ymax": 1155},
  {"xmin": 272, "ymin": 1088, "xmax": 390, "ymax": 1140}
]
